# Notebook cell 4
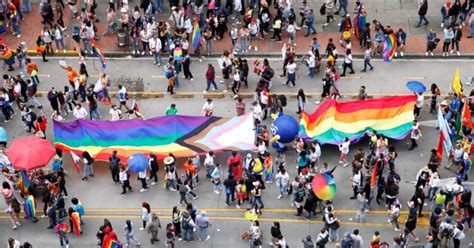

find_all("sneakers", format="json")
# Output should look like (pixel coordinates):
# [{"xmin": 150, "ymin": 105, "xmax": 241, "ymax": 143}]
[
  {"xmin": 457, "ymin": 51, "xmax": 460, "ymax": 56},
  {"xmin": 140, "ymin": 188, "xmax": 147, "ymax": 192},
  {"xmin": 394, "ymin": 52, "xmax": 398, "ymax": 57},
  {"xmin": 236, "ymin": 205, "xmax": 241, "ymax": 209},
  {"xmin": 338, "ymin": 161, "xmax": 344, "ymax": 164},
  {"xmin": 323, "ymin": 23, "xmax": 329, "ymax": 27},
  {"xmin": 63, "ymin": 49, "xmax": 67, "ymax": 53},
  {"xmin": 425, "ymin": 52, "xmax": 429, "ymax": 56},
  {"xmin": 151, "ymin": 182, "xmax": 157, "ymax": 186},
  {"xmin": 400, "ymin": 52, "xmax": 404, "ymax": 57},
  {"xmin": 142, "ymin": 51, "xmax": 145, "ymax": 55},
  {"xmin": 140, "ymin": 227, "xmax": 145, "ymax": 231},
  {"xmin": 205, "ymin": 235, "xmax": 210, "ymax": 241},
  {"xmin": 277, "ymin": 195, "xmax": 283, "ymax": 199},
  {"xmin": 254, "ymin": 47, "xmax": 258, "ymax": 51},
  {"xmin": 192, "ymin": 196, "xmax": 199, "ymax": 200},
  {"xmin": 394, "ymin": 228, "xmax": 401, "ymax": 231},
  {"xmin": 214, "ymin": 190, "xmax": 220, "ymax": 194}
]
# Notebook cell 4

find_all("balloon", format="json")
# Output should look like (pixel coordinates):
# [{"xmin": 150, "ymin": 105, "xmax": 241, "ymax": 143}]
[{"xmin": 271, "ymin": 114, "xmax": 299, "ymax": 144}]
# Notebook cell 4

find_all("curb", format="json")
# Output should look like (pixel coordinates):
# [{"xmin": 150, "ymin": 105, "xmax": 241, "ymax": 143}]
[
  {"xmin": 34, "ymin": 91, "xmax": 445, "ymax": 100},
  {"xmin": 26, "ymin": 50, "xmax": 474, "ymax": 59}
]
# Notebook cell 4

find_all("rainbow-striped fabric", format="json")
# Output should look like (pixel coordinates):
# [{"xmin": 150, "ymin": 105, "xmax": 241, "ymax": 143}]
[
  {"xmin": 383, "ymin": 33, "xmax": 397, "ymax": 62},
  {"xmin": 54, "ymin": 114, "xmax": 255, "ymax": 161},
  {"xmin": 192, "ymin": 21, "xmax": 201, "ymax": 51},
  {"xmin": 90, "ymin": 37, "xmax": 106, "ymax": 70},
  {"xmin": 299, "ymin": 96, "xmax": 416, "ymax": 145}
]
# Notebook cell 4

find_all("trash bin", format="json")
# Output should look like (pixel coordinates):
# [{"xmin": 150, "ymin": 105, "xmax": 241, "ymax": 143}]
[{"xmin": 117, "ymin": 28, "xmax": 129, "ymax": 47}]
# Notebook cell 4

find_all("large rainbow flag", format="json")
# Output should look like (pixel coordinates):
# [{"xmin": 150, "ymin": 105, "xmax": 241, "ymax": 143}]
[
  {"xmin": 54, "ymin": 114, "xmax": 255, "ymax": 161},
  {"xmin": 383, "ymin": 33, "xmax": 397, "ymax": 62},
  {"xmin": 299, "ymin": 96, "xmax": 416, "ymax": 145}
]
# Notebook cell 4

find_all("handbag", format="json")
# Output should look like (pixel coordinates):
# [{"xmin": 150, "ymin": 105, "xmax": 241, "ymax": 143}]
[
  {"xmin": 330, "ymin": 220, "xmax": 340, "ymax": 230},
  {"xmin": 35, "ymin": 130, "xmax": 45, "ymax": 138}
]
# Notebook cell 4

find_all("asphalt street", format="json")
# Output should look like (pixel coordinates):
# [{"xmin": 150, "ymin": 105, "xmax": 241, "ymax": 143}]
[
  {"xmin": 6, "ymin": 57, "xmax": 474, "ymax": 97},
  {"xmin": 0, "ymin": 95, "xmax": 472, "ymax": 247}
]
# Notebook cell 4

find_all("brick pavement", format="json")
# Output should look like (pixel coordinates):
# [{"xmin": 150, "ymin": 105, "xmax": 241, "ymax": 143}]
[{"xmin": 1, "ymin": 1, "xmax": 474, "ymax": 56}]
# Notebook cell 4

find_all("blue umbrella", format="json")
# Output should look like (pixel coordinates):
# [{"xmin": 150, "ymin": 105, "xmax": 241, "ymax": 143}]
[
  {"xmin": 406, "ymin": 81, "xmax": 427, "ymax": 94},
  {"xmin": 127, "ymin": 153, "xmax": 148, "ymax": 173},
  {"xmin": 0, "ymin": 127, "xmax": 8, "ymax": 143}
]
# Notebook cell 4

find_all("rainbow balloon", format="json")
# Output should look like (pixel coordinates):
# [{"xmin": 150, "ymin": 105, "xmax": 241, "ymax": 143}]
[
  {"xmin": 299, "ymin": 96, "xmax": 416, "ymax": 145},
  {"xmin": 54, "ymin": 114, "xmax": 255, "ymax": 162},
  {"xmin": 312, "ymin": 173, "xmax": 336, "ymax": 201},
  {"xmin": 383, "ymin": 33, "xmax": 397, "ymax": 62}
]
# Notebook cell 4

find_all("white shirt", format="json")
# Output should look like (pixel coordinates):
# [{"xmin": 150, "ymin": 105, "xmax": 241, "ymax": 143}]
[
  {"xmin": 109, "ymin": 108, "xmax": 122, "ymax": 121},
  {"xmin": 73, "ymin": 107, "xmax": 88, "ymax": 119},
  {"xmin": 275, "ymin": 172, "xmax": 290, "ymax": 185},
  {"xmin": 119, "ymin": 170, "xmax": 128, "ymax": 182},
  {"xmin": 202, "ymin": 102, "xmax": 214, "ymax": 115},
  {"xmin": 233, "ymin": 72, "xmax": 240, "ymax": 82},
  {"xmin": 204, "ymin": 154, "xmax": 215, "ymax": 167},
  {"xmin": 415, "ymin": 93, "xmax": 424, "ymax": 108},
  {"xmin": 260, "ymin": 92, "xmax": 269, "ymax": 105},
  {"xmin": 339, "ymin": 140, "xmax": 350, "ymax": 154},
  {"xmin": 307, "ymin": 54, "xmax": 315, "ymax": 67},
  {"xmin": 253, "ymin": 104, "xmax": 262, "ymax": 120},
  {"xmin": 286, "ymin": 63, "xmax": 297, "ymax": 74},
  {"xmin": 149, "ymin": 37, "xmax": 162, "ymax": 52},
  {"xmin": 287, "ymin": 24, "xmax": 296, "ymax": 33},
  {"xmin": 138, "ymin": 170, "xmax": 147, "ymax": 179}
]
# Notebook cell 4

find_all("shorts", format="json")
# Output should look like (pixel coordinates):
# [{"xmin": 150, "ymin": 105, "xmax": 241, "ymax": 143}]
[{"xmin": 119, "ymin": 101, "xmax": 126, "ymax": 105}]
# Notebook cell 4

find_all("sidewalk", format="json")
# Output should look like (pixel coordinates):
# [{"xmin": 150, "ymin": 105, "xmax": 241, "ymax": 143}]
[{"xmin": 2, "ymin": 1, "xmax": 474, "ymax": 57}]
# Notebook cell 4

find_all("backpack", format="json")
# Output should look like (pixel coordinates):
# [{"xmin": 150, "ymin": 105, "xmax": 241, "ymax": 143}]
[
  {"xmin": 29, "ymin": 111, "xmax": 37, "ymax": 122},
  {"xmin": 341, "ymin": 234, "xmax": 354, "ymax": 247},
  {"xmin": 318, "ymin": 233, "xmax": 329, "ymax": 246},
  {"xmin": 278, "ymin": 95, "xmax": 287, "ymax": 107},
  {"xmin": 182, "ymin": 218, "xmax": 190, "ymax": 230},
  {"xmin": 319, "ymin": 3, "xmax": 326, "ymax": 15}
]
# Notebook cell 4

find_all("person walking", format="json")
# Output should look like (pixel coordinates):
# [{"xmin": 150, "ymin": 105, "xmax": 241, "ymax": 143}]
[
  {"xmin": 211, "ymin": 163, "xmax": 223, "ymax": 194},
  {"xmin": 416, "ymin": 0, "xmax": 429, "ymax": 27},
  {"xmin": 55, "ymin": 218, "xmax": 70, "ymax": 248},
  {"xmin": 340, "ymin": 49, "xmax": 355, "ymax": 77},
  {"xmin": 140, "ymin": 202, "xmax": 151, "ymax": 231},
  {"xmin": 119, "ymin": 167, "xmax": 132, "ymax": 194},
  {"xmin": 388, "ymin": 203, "xmax": 401, "ymax": 231},
  {"xmin": 108, "ymin": 150, "xmax": 120, "ymax": 184},
  {"xmin": 147, "ymin": 213, "xmax": 161, "ymax": 244},
  {"xmin": 305, "ymin": 9, "xmax": 317, "ymax": 37},
  {"xmin": 204, "ymin": 64, "xmax": 218, "ymax": 93},
  {"xmin": 138, "ymin": 167, "xmax": 148, "ymax": 192},
  {"xmin": 287, "ymin": 20, "xmax": 297, "ymax": 46},
  {"xmin": 284, "ymin": 58, "xmax": 296, "ymax": 87},
  {"xmin": 271, "ymin": 15, "xmax": 282, "ymax": 41},
  {"xmin": 361, "ymin": 47, "xmax": 374, "ymax": 72},
  {"xmin": 124, "ymin": 220, "xmax": 141, "ymax": 246},
  {"xmin": 296, "ymin": 89, "xmax": 306, "ymax": 114},
  {"xmin": 323, "ymin": 0, "xmax": 335, "ymax": 27},
  {"xmin": 149, "ymin": 153, "xmax": 159, "ymax": 186},
  {"xmin": 338, "ymin": 137, "xmax": 350, "ymax": 166},
  {"xmin": 409, "ymin": 120, "xmax": 420, "ymax": 151}
]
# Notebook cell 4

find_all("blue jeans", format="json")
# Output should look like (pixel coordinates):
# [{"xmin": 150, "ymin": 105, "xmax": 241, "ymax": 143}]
[
  {"xmin": 55, "ymin": 38, "xmax": 65, "ymax": 50},
  {"xmin": 131, "ymin": 40, "xmax": 139, "ymax": 52},
  {"xmin": 31, "ymin": 75, "xmax": 40, "ymax": 85},
  {"xmin": 205, "ymin": 41, "xmax": 212, "ymax": 56},
  {"xmin": 12, "ymin": 18, "xmax": 20, "ymax": 34},
  {"xmin": 252, "ymin": 196, "xmax": 264, "ymax": 208},
  {"xmin": 206, "ymin": 80, "xmax": 217, "ymax": 91},
  {"xmin": 417, "ymin": 15, "xmax": 429, "ymax": 26},
  {"xmin": 278, "ymin": 182, "xmax": 287, "ymax": 196},
  {"xmin": 183, "ymin": 228, "xmax": 194, "ymax": 241},
  {"xmin": 153, "ymin": 51, "xmax": 161, "ymax": 64},
  {"xmin": 363, "ymin": 59, "xmax": 373, "ymax": 71},
  {"xmin": 337, "ymin": 2, "xmax": 348, "ymax": 15},
  {"xmin": 240, "ymin": 37, "xmax": 248, "ymax": 52},
  {"xmin": 167, "ymin": 179, "xmax": 176, "ymax": 190},
  {"xmin": 306, "ymin": 22, "xmax": 316, "ymax": 36},
  {"xmin": 198, "ymin": 226, "xmax": 209, "ymax": 241},
  {"xmin": 154, "ymin": 0, "xmax": 162, "ymax": 12},
  {"xmin": 90, "ymin": 107, "xmax": 101, "ymax": 120},
  {"xmin": 174, "ymin": 74, "xmax": 180, "ymax": 88},
  {"xmin": 82, "ymin": 38, "xmax": 91, "ymax": 53},
  {"xmin": 205, "ymin": 166, "xmax": 215, "ymax": 178},
  {"xmin": 329, "ymin": 228, "xmax": 339, "ymax": 241}
]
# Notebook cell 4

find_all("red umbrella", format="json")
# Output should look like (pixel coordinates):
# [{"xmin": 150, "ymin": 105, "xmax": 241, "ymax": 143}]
[{"xmin": 6, "ymin": 136, "xmax": 56, "ymax": 170}]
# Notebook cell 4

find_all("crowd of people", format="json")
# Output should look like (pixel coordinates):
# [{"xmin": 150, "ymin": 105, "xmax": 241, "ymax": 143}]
[{"xmin": 1, "ymin": 0, "xmax": 474, "ymax": 247}]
